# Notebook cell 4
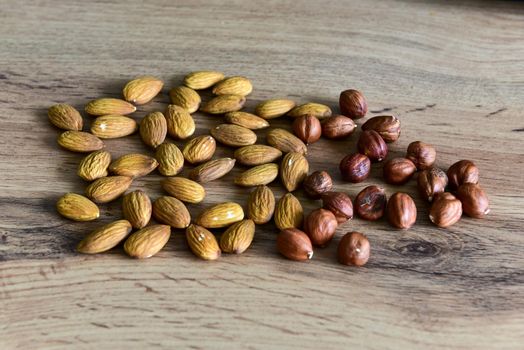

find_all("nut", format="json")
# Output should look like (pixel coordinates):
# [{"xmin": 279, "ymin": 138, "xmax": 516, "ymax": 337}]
[
  {"xmin": 122, "ymin": 190, "xmax": 152, "ymax": 229},
  {"xmin": 386, "ymin": 192, "xmax": 417, "ymax": 229},
  {"xmin": 417, "ymin": 167, "xmax": 448, "ymax": 202},
  {"xmin": 162, "ymin": 177, "xmax": 206, "ymax": 204},
  {"xmin": 109, "ymin": 153, "xmax": 158, "ymax": 178},
  {"xmin": 276, "ymin": 228, "xmax": 314, "ymax": 261},
  {"xmin": 200, "ymin": 94, "xmax": 246, "ymax": 114},
  {"xmin": 124, "ymin": 224, "xmax": 171, "ymax": 259},
  {"xmin": 304, "ymin": 208, "xmax": 338, "ymax": 247},
  {"xmin": 339, "ymin": 89, "xmax": 367, "ymax": 119},
  {"xmin": 169, "ymin": 86, "xmax": 201, "ymax": 113},
  {"xmin": 155, "ymin": 142, "xmax": 184, "ymax": 176},
  {"xmin": 212, "ymin": 76, "xmax": 253, "ymax": 96},
  {"xmin": 56, "ymin": 193, "xmax": 100, "ymax": 221},
  {"xmin": 183, "ymin": 70, "xmax": 225, "ymax": 90},
  {"xmin": 85, "ymin": 98, "xmax": 136, "ymax": 116},
  {"xmin": 255, "ymin": 99, "xmax": 296, "ymax": 119},
  {"xmin": 383, "ymin": 157, "xmax": 416, "ymax": 185},
  {"xmin": 247, "ymin": 185, "xmax": 275, "ymax": 224},
  {"xmin": 292, "ymin": 115, "xmax": 321, "ymax": 144},
  {"xmin": 303, "ymin": 171, "xmax": 333, "ymax": 199},
  {"xmin": 48, "ymin": 104, "xmax": 83, "ymax": 131},
  {"xmin": 354, "ymin": 185, "xmax": 387, "ymax": 221},
  {"xmin": 165, "ymin": 104, "xmax": 195, "ymax": 140},
  {"xmin": 456, "ymin": 183, "xmax": 490, "ymax": 218},
  {"xmin": 182, "ymin": 135, "xmax": 216, "ymax": 164},
  {"xmin": 287, "ymin": 102, "xmax": 332, "ymax": 119},
  {"xmin": 429, "ymin": 193, "xmax": 462, "ymax": 228},
  {"xmin": 186, "ymin": 224, "xmax": 221, "ymax": 261},
  {"xmin": 337, "ymin": 232, "xmax": 370, "ymax": 267},
  {"xmin": 339, "ymin": 153, "xmax": 371, "ymax": 183},
  {"xmin": 196, "ymin": 202, "xmax": 244, "ymax": 228},
  {"xmin": 219, "ymin": 219, "xmax": 255, "ymax": 254},
  {"xmin": 234, "ymin": 145, "xmax": 283, "ymax": 166},
  {"xmin": 139, "ymin": 111, "xmax": 167, "ymax": 148},
  {"xmin": 321, "ymin": 115, "xmax": 356, "ymax": 139},
  {"xmin": 320, "ymin": 191, "xmax": 353, "ymax": 223},
  {"xmin": 357, "ymin": 130, "xmax": 388, "ymax": 162},
  {"xmin": 77, "ymin": 220, "xmax": 132, "ymax": 254},
  {"xmin": 235, "ymin": 163, "xmax": 279, "ymax": 187},
  {"xmin": 123, "ymin": 76, "xmax": 164, "ymax": 105},
  {"xmin": 406, "ymin": 141, "xmax": 436, "ymax": 170},
  {"xmin": 280, "ymin": 152, "xmax": 309, "ymax": 192},
  {"xmin": 447, "ymin": 160, "xmax": 479, "ymax": 190},
  {"xmin": 77, "ymin": 150, "xmax": 111, "ymax": 181},
  {"xmin": 266, "ymin": 128, "xmax": 307, "ymax": 155},
  {"xmin": 361, "ymin": 115, "xmax": 401, "ymax": 143},
  {"xmin": 57, "ymin": 131, "xmax": 104, "ymax": 153},
  {"xmin": 85, "ymin": 176, "xmax": 132, "ymax": 203},
  {"xmin": 189, "ymin": 157, "xmax": 236, "ymax": 183},
  {"xmin": 274, "ymin": 193, "xmax": 303, "ymax": 230},
  {"xmin": 152, "ymin": 196, "xmax": 191, "ymax": 229},
  {"xmin": 210, "ymin": 124, "xmax": 257, "ymax": 147},
  {"xmin": 91, "ymin": 115, "xmax": 137, "ymax": 139},
  {"xmin": 224, "ymin": 111, "xmax": 270, "ymax": 130}
]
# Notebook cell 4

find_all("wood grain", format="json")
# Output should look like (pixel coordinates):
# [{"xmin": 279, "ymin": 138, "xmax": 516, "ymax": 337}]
[{"xmin": 1, "ymin": 0, "xmax": 524, "ymax": 348}]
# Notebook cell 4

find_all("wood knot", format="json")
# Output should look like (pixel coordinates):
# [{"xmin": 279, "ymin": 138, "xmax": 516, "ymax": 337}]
[{"xmin": 395, "ymin": 240, "xmax": 441, "ymax": 257}]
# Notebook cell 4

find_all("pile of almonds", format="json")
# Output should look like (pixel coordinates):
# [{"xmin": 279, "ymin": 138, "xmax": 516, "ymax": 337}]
[{"xmin": 51, "ymin": 72, "xmax": 489, "ymax": 266}]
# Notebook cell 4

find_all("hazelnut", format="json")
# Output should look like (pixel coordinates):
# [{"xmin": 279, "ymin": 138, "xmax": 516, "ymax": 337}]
[
  {"xmin": 386, "ymin": 192, "xmax": 417, "ymax": 229},
  {"xmin": 383, "ymin": 158, "xmax": 416, "ymax": 185},
  {"xmin": 447, "ymin": 160, "xmax": 479, "ymax": 190},
  {"xmin": 361, "ymin": 115, "xmax": 401, "ymax": 143},
  {"xmin": 417, "ymin": 167, "xmax": 448, "ymax": 202},
  {"xmin": 339, "ymin": 89, "xmax": 367, "ymax": 119},
  {"xmin": 357, "ymin": 130, "xmax": 388, "ymax": 162},
  {"xmin": 303, "ymin": 171, "xmax": 333, "ymax": 199},
  {"xmin": 406, "ymin": 141, "xmax": 436, "ymax": 170},
  {"xmin": 354, "ymin": 185, "xmax": 387, "ymax": 221},
  {"xmin": 292, "ymin": 115, "xmax": 321, "ymax": 144},
  {"xmin": 339, "ymin": 153, "xmax": 371, "ymax": 183},
  {"xmin": 456, "ymin": 183, "xmax": 490, "ymax": 218},
  {"xmin": 337, "ymin": 232, "xmax": 370, "ymax": 267},
  {"xmin": 321, "ymin": 115, "xmax": 356, "ymax": 139},
  {"xmin": 304, "ymin": 208, "xmax": 338, "ymax": 247},
  {"xmin": 277, "ymin": 228, "xmax": 314, "ymax": 261},
  {"xmin": 429, "ymin": 192, "xmax": 462, "ymax": 228},
  {"xmin": 321, "ymin": 191, "xmax": 353, "ymax": 224}
]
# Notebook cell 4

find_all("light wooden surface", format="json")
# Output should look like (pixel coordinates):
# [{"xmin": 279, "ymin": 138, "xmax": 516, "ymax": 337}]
[{"xmin": 1, "ymin": 0, "xmax": 524, "ymax": 349}]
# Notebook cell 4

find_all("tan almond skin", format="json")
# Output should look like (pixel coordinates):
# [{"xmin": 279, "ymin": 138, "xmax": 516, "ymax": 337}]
[
  {"xmin": 220, "ymin": 219, "xmax": 255, "ymax": 254},
  {"xmin": 169, "ymin": 86, "xmax": 201, "ymax": 113},
  {"xmin": 56, "ymin": 193, "xmax": 100, "ymax": 221},
  {"xmin": 183, "ymin": 71, "xmax": 225, "ymax": 90},
  {"xmin": 77, "ymin": 150, "xmax": 111, "ymax": 181},
  {"xmin": 210, "ymin": 124, "xmax": 257, "ymax": 147},
  {"xmin": 162, "ymin": 177, "xmax": 206, "ymax": 204},
  {"xmin": 123, "ymin": 76, "xmax": 164, "ymax": 105},
  {"xmin": 234, "ymin": 145, "xmax": 283, "ymax": 166},
  {"xmin": 255, "ymin": 99, "xmax": 296, "ymax": 119},
  {"xmin": 85, "ymin": 176, "xmax": 132, "ymax": 203},
  {"xmin": 109, "ymin": 153, "xmax": 158, "ymax": 178},
  {"xmin": 196, "ymin": 202, "xmax": 244, "ymax": 228},
  {"xmin": 124, "ymin": 224, "xmax": 171, "ymax": 259},
  {"xmin": 152, "ymin": 196, "xmax": 191, "ymax": 229},
  {"xmin": 189, "ymin": 158, "xmax": 236, "ymax": 183},
  {"xmin": 212, "ymin": 76, "xmax": 253, "ymax": 96},
  {"xmin": 247, "ymin": 185, "xmax": 275, "ymax": 224},
  {"xmin": 234, "ymin": 163, "xmax": 279, "ymax": 187},
  {"xmin": 224, "ymin": 111, "xmax": 269, "ymax": 130},
  {"xmin": 57, "ymin": 131, "xmax": 104, "ymax": 153},
  {"xmin": 182, "ymin": 135, "xmax": 216, "ymax": 164},
  {"xmin": 200, "ymin": 94, "xmax": 246, "ymax": 114},
  {"xmin": 287, "ymin": 102, "xmax": 332, "ymax": 119},
  {"xmin": 266, "ymin": 128, "xmax": 307, "ymax": 155},
  {"xmin": 139, "ymin": 111, "xmax": 167, "ymax": 148},
  {"xmin": 155, "ymin": 143, "xmax": 184, "ymax": 176},
  {"xmin": 280, "ymin": 152, "xmax": 309, "ymax": 192},
  {"xmin": 122, "ymin": 190, "xmax": 152, "ymax": 229},
  {"xmin": 275, "ymin": 193, "xmax": 303, "ymax": 230},
  {"xmin": 186, "ymin": 224, "xmax": 221, "ymax": 260},
  {"xmin": 48, "ymin": 104, "xmax": 83, "ymax": 131},
  {"xmin": 85, "ymin": 98, "xmax": 136, "ymax": 116},
  {"xmin": 77, "ymin": 220, "xmax": 132, "ymax": 254},
  {"xmin": 165, "ymin": 104, "xmax": 195, "ymax": 140},
  {"xmin": 90, "ymin": 115, "xmax": 137, "ymax": 139}
]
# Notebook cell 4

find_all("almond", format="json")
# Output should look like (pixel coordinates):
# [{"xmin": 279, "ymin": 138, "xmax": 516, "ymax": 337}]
[
  {"xmin": 212, "ymin": 76, "xmax": 252, "ymax": 96},
  {"xmin": 152, "ymin": 196, "xmax": 191, "ymax": 229},
  {"xmin": 124, "ymin": 224, "xmax": 171, "ymax": 259},
  {"xmin": 287, "ymin": 102, "xmax": 332, "ymax": 119},
  {"xmin": 220, "ymin": 219, "xmax": 255, "ymax": 254},
  {"xmin": 266, "ymin": 128, "xmax": 307, "ymax": 155},
  {"xmin": 155, "ymin": 142, "xmax": 184, "ymax": 176},
  {"xmin": 196, "ymin": 202, "xmax": 244, "ymax": 228},
  {"xmin": 122, "ymin": 190, "xmax": 152, "ymax": 229},
  {"xmin": 162, "ymin": 177, "xmax": 206, "ymax": 204},
  {"xmin": 210, "ymin": 124, "xmax": 257, "ymax": 147},
  {"xmin": 77, "ymin": 150, "xmax": 111, "ymax": 181},
  {"xmin": 57, "ymin": 131, "xmax": 104, "ymax": 153},
  {"xmin": 183, "ymin": 71, "xmax": 225, "ymax": 90},
  {"xmin": 165, "ymin": 104, "xmax": 195, "ymax": 140},
  {"xmin": 123, "ymin": 76, "xmax": 164, "ymax": 105},
  {"xmin": 109, "ymin": 153, "xmax": 158, "ymax": 178},
  {"xmin": 247, "ymin": 185, "xmax": 275, "ymax": 224},
  {"xmin": 255, "ymin": 99, "xmax": 296, "ymax": 119},
  {"xmin": 186, "ymin": 224, "xmax": 221, "ymax": 260},
  {"xmin": 139, "ymin": 111, "xmax": 167, "ymax": 148},
  {"xmin": 85, "ymin": 98, "xmax": 136, "ymax": 116},
  {"xmin": 90, "ymin": 115, "xmax": 137, "ymax": 139},
  {"xmin": 224, "ymin": 111, "xmax": 269, "ymax": 130},
  {"xmin": 56, "ymin": 193, "xmax": 100, "ymax": 221},
  {"xmin": 274, "ymin": 193, "xmax": 303, "ymax": 230},
  {"xmin": 280, "ymin": 152, "xmax": 309, "ymax": 192},
  {"xmin": 85, "ymin": 176, "xmax": 132, "ymax": 203},
  {"xmin": 234, "ymin": 145, "xmax": 283, "ymax": 166},
  {"xmin": 189, "ymin": 157, "xmax": 236, "ymax": 183},
  {"xmin": 234, "ymin": 163, "xmax": 279, "ymax": 187},
  {"xmin": 169, "ymin": 86, "xmax": 201, "ymax": 113},
  {"xmin": 77, "ymin": 220, "xmax": 132, "ymax": 254},
  {"xmin": 48, "ymin": 104, "xmax": 83, "ymax": 131},
  {"xmin": 200, "ymin": 94, "xmax": 246, "ymax": 114},
  {"xmin": 182, "ymin": 135, "xmax": 216, "ymax": 164}
]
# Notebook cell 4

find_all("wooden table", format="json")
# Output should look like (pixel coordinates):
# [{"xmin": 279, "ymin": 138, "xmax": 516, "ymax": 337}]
[{"xmin": 1, "ymin": 1, "xmax": 523, "ymax": 348}]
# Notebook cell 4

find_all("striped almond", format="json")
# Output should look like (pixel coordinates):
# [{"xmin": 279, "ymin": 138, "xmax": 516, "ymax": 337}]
[
  {"xmin": 124, "ymin": 224, "xmax": 171, "ymax": 259},
  {"xmin": 109, "ymin": 153, "xmax": 158, "ymax": 178},
  {"xmin": 169, "ymin": 86, "xmax": 201, "ymax": 113},
  {"xmin": 56, "ymin": 193, "xmax": 100, "ymax": 221},
  {"xmin": 182, "ymin": 135, "xmax": 216, "ymax": 164},
  {"xmin": 122, "ymin": 190, "xmax": 152, "ymax": 229},
  {"xmin": 48, "ymin": 104, "xmax": 83, "ymax": 131},
  {"xmin": 234, "ymin": 163, "xmax": 279, "ymax": 187},
  {"xmin": 266, "ymin": 128, "xmax": 307, "ymax": 155},
  {"xmin": 224, "ymin": 111, "xmax": 269, "ymax": 130},
  {"xmin": 57, "ymin": 131, "xmax": 104, "ymax": 153},
  {"xmin": 196, "ymin": 202, "xmax": 244, "ymax": 228},
  {"xmin": 77, "ymin": 220, "xmax": 133, "ymax": 254},
  {"xmin": 85, "ymin": 98, "xmax": 136, "ymax": 116},
  {"xmin": 234, "ymin": 145, "xmax": 283, "ymax": 166},
  {"xmin": 255, "ymin": 99, "xmax": 296, "ymax": 119},
  {"xmin": 210, "ymin": 124, "xmax": 257, "ymax": 147},
  {"xmin": 200, "ymin": 94, "xmax": 246, "ymax": 114},
  {"xmin": 77, "ymin": 150, "xmax": 111, "ymax": 181},
  {"xmin": 280, "ymin": 152, "xmax": 309, "ymax": 192},
  {"xmin": 189, "ymin": 157, "xmax": 236, "ymax": 183},
  {"xmin": 123, "ymin": 76, "xmax": 164, "ymax": 105},
  {"xmin": 212, "ymin": 76, "xmax": 253, "ymax": 96},
  {"xmin": 165, "ymin": 104, "xmax": 195, "ymax": 140},
  {"xmin": 152, "ymin": 196, "xmax": 191, "ymax": 229},
  {"xmin": 162, "ymin": 177, "xmax": 206, "ymax": 204},
  {"xmin": 139, "ymin": 111, "xmax": 167, "ymax": 148},
  {"xmin": 274, "ymin": 193, "xmax": 303, "ymax": 230},
  {"xmin": 85, "ymin": 176, "xmax": 132, "ymax": 203},
  {"xmin": 186, "ymin": 224, "xmax": 221, "ymax": 260},
  {"xmin": 219, "ymin": 219, "xmax": 255, "ymax": 254},
  {"xmin": 287, "ymin": 102, "xmax": 332, "ymax": 119},
  {"xmin": 155, "ymin": 142, "xmax": 184, "ymax": 176},
  {"xmin": 247, "ymin": 185, "xmax": 275, "ymax": 224},
  {"xmin": 183, "ymin": 71, "xmax": 225, "ymax": 90},
  {"xmin": 90, "ymin": 115, "xmax": 137, "ymax": 139}
]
